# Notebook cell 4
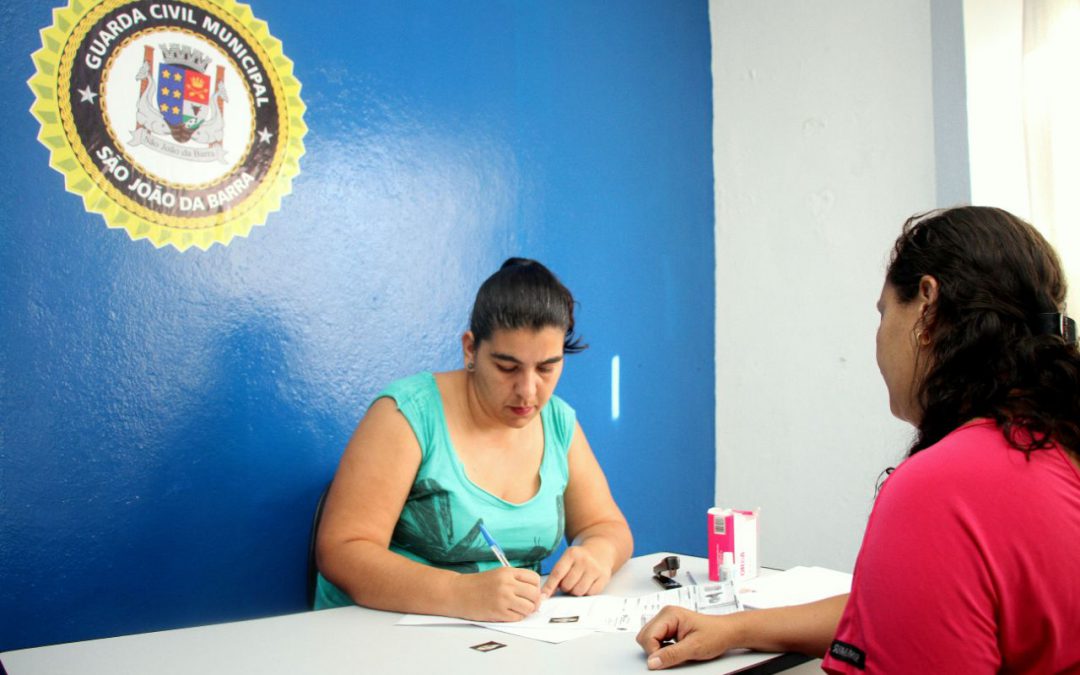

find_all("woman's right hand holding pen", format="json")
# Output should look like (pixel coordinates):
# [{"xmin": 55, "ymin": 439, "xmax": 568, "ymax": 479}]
[{"xmin": 453, "ymin": 566, "xmax": 542, "ymax": 622}]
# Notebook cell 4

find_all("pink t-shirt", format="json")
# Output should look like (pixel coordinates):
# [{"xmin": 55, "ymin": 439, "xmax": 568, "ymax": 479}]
[{"xmin": 823, "ymin": 420, "xmax": 1080, "ymax": 674}]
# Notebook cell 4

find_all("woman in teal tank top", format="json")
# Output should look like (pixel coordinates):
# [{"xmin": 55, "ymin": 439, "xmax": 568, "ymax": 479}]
[{"xmin": 315, "ymin": 258, "xmax": 633, "ymax": 622}]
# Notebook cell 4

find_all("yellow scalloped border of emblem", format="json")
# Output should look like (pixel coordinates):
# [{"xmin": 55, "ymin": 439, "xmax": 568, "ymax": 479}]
[{"xmin": 28, "ymin": 0, "xmax": 307, "ymax": 251}]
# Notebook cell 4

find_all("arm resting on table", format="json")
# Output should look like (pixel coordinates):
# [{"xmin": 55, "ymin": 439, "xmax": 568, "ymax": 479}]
[{"xmin": 637, "ymin": 593, "xmax": 848, "ymax": 670}]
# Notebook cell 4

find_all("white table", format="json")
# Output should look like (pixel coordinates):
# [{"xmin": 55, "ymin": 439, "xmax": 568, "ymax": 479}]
[{"xmin": 1, "ymin": 553, "xmax": 809, "ymax": 674}]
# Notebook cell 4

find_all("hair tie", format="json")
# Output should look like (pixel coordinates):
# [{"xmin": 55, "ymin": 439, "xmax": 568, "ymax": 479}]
[{"xmin": 1035, "ymin": 312, "xmax": 1078, "ymax": 344}]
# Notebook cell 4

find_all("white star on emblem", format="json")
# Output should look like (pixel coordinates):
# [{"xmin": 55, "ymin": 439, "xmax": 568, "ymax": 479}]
[
  {"xmin": 78, "ymin": 86, "xmax": 98, "ymax": 104},
  {"xmin": 258, "ymin": 127, "xmax": 274, "ymax": 144}
]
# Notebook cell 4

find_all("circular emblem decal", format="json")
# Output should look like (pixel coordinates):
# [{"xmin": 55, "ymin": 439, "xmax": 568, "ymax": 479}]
[{"xmin": 29, "ymin": 0, "xmax": 307, "ymax": 250}]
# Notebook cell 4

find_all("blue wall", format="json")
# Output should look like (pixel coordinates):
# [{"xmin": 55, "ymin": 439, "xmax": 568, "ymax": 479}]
[{"xmin": 0, "ymin": 0, "xmax": 714, "ymax": 650}]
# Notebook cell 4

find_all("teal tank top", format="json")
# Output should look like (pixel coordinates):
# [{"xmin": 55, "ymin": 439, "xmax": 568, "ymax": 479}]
[{"xmin": 315, "ymin": 371, "xmax": 574, "ymax": 609}]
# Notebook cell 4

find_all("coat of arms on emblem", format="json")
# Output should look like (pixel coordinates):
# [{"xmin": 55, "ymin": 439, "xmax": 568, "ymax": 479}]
[{"xmin": 130, "ymin": 44, "xmax": 227, "ymax": 163}]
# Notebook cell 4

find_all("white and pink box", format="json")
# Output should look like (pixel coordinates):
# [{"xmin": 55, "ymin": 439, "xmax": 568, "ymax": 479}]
[{"xmin": 708, "ymin": 507, "xmax": 760, "ymax": 582}]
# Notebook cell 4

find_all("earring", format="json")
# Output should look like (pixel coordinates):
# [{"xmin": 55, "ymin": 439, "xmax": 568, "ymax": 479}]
[{"xmin": 467, "ymin": 362, "xmax": 475, "ymax": 371}]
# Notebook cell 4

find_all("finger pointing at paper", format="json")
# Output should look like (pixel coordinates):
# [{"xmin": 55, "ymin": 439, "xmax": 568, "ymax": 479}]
[{"xmin": 541, "ymin": 545, "xmax": 612, "ymax": 599}]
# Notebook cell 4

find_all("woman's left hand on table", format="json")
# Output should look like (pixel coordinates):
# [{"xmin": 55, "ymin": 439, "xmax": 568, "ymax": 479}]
[{"xmin": 539, "ymin": 545, "xmax": 612, "ymax": 599}]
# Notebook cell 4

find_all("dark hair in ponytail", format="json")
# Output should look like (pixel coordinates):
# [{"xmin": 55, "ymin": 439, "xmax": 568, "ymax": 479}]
[
  {"xmin": 887, "ymin": 206, "xmax": 1080, "ymax": 458},
  {"xmin": 469, "ymin": 258, "xmax": 586, "ymax": 354}
]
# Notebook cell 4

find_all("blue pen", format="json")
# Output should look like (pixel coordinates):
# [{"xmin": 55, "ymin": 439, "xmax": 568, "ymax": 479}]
[{"xmin": 478, "ymin": 523, "xmax": 511, "ymax": 567}]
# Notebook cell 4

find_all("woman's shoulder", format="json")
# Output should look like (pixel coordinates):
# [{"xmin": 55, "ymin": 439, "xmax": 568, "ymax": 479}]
[
  {"xmin": 865, "ymin": 425, "xmax": 1007, "ymax": 551},
  {"xmin": 376, "ymin": 371, "xmax": 440, "ymax": 409},
  {"xmin": 545, "ymin": 392, "xmax": 574, "ymax": 415},
  {"xmin": 884, "ymin": 420, "xmax": 1055, "ymax": 501},
  {"xmin": 541, "ymin": 393, "xmax": 577, "ymax": 451},
  {"xmin": 542, "ymin": 393, "xmax": 576, "ymax": 427},
  {"xmin": 925, "ymin": 419, "xmax": 1003, "ymax": 456}
]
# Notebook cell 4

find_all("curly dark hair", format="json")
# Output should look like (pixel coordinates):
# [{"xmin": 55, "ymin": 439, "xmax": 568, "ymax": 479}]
[{"xmin": 886, "ymin": 206, "xmax": 1080, "ymax": 458}]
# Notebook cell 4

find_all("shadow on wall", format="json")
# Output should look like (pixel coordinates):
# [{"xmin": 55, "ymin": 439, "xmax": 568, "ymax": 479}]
[{"xmin": 136, "ymin": 313, "xmax": 335, "ymax": 624}]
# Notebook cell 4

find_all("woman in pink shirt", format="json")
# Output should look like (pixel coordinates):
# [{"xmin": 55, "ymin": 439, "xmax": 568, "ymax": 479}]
[{"xmin": 638, "ymin": 206, "xmax": 1080, "ymax": 673}]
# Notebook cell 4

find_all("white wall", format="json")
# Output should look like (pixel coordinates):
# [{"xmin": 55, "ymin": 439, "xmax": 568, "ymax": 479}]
[
  {"xmin": 964, "ymin": 0, "xmax": 1079, "ymax": 314},
  {"xmin": 963, "ymin": 0, "xmax": 1028, "ymax": 216},
  {"xmin": 709, "ymin": 1, "xmax": 964, "ymax": 571}
]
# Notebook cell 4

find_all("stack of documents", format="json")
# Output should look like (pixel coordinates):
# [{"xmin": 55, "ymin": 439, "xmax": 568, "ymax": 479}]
[
  {"xmin": 398, "ymin": 582, "xmax": 737, "ymax": 644},
  {"xmin": 735, "ymin": 566, "xmax": 852, "ymax": 610}
]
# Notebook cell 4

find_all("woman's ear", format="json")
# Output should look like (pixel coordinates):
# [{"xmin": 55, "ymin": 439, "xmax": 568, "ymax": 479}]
[
  {"xmin": 915, "ymin": 275, "xmax": 940, "ymax": 340},
  {"xmin": 918, "ymin": 275, "xmax": 939, "ymax": 306},
  {"xmin": 461, "ymin": 331, "xmax": 477, "ymax": 367}
]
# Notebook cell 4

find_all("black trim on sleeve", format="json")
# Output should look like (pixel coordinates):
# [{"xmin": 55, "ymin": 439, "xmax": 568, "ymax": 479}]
[{"xmin": 829, "ymin": 640, "xmax": 867, "ymax": 670}]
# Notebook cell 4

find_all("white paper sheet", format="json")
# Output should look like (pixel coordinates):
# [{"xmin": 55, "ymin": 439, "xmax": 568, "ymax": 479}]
[
  {"xmin": 735, "ymin": 566, "xmax": 852, "ymax": 609},
  {"xmin": 396, "ymin": 582, "xmax": 739, "ymax": 643}
]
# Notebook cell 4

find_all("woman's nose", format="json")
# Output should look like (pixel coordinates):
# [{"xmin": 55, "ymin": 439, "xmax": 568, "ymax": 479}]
[{"xmin": 514, "ymin": 370, "xmax": 538, "ymax": 400}]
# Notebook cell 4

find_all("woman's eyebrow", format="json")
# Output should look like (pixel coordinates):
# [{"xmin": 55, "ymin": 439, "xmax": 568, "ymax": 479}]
[{"xmin": 490, "ymin": 352, "xmax": 564, "ymax": 365}]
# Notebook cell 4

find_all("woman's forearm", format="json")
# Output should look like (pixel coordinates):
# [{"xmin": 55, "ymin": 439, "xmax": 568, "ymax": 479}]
[
  {"xmin": 319, "ymin": 540, "xmax": 460, "ymax": 614},
  {"xmin": 572, "ymin": 519, "xmax": 634, "ymax": 572},
  {"xmin": 321, "ymin": 539, "xmax": 547, "ymax": 622},
  {"xmin": 731, "ymin": 593, "xmax": 848, "ymax": 657}
]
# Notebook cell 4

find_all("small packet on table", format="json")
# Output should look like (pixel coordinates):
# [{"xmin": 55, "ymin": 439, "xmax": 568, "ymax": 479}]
[{"xmin": 708, "ymin": 507, "xmax": 760, "ymax": 583}]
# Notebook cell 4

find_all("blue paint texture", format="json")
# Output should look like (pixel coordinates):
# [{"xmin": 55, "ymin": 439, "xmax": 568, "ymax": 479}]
[{"xmin": 0, "ymin": 0, "xmax": 714, "ymax": 650}]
